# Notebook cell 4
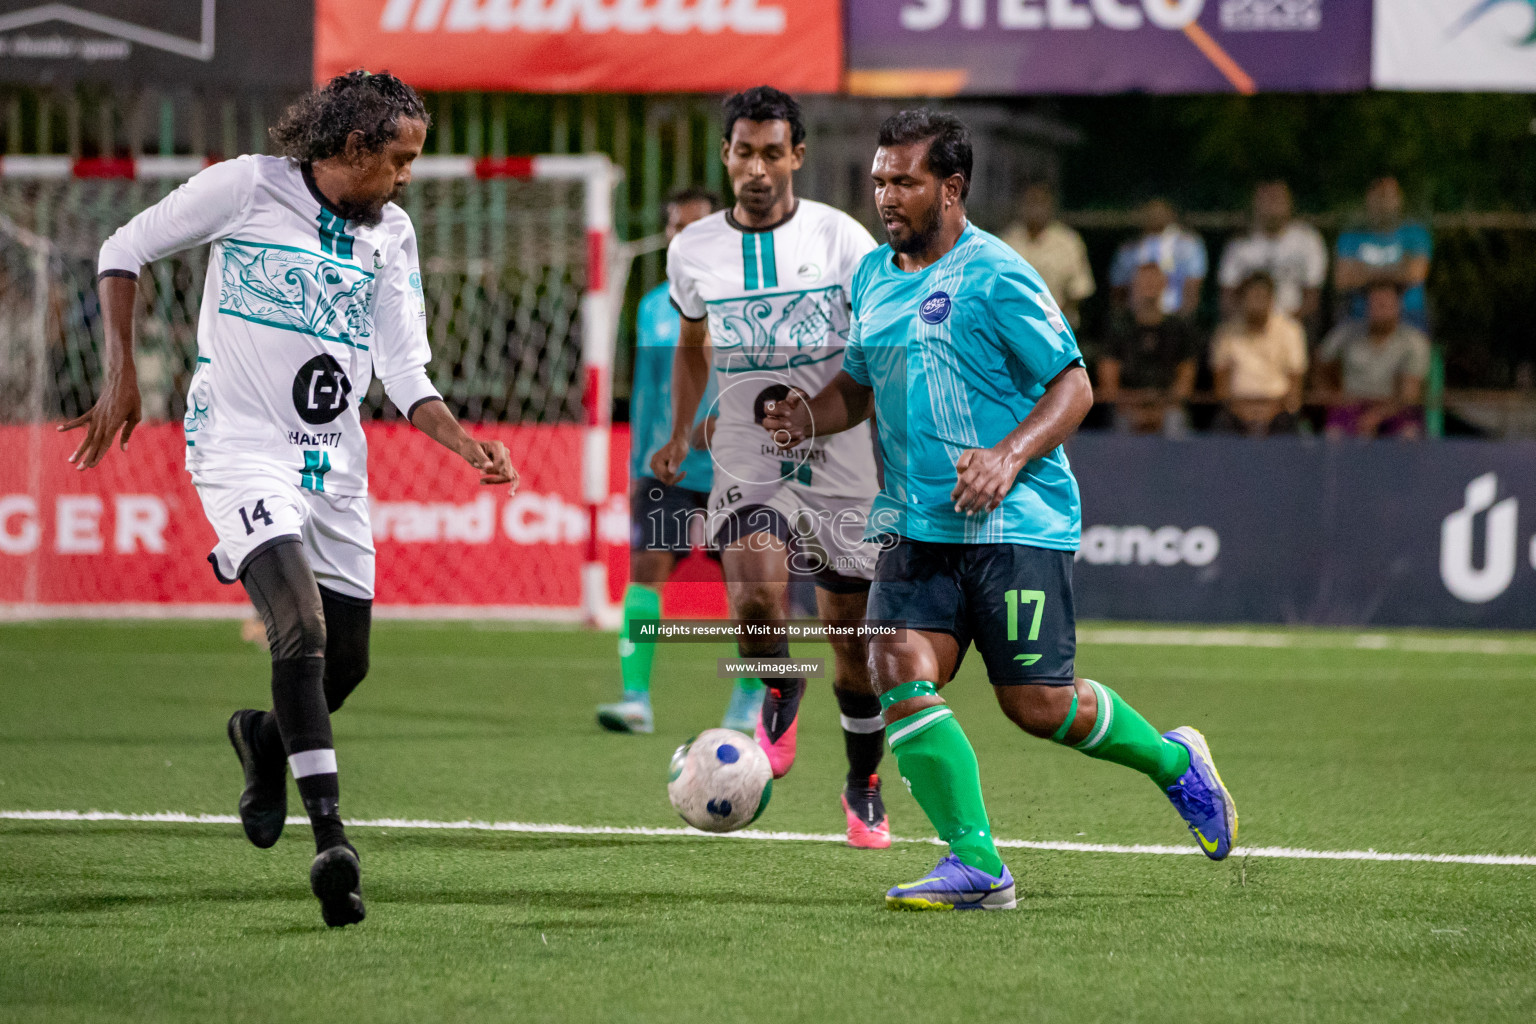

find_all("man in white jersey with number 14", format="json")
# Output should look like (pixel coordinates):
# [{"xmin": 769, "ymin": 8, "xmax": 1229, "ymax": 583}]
[
  {"xmin": 63, "ymin": 71, "xmax": 516, "ymax": 928},
  {"xmin": 649, "ymin": 87, "xmax": 891, "ymax": 848}
]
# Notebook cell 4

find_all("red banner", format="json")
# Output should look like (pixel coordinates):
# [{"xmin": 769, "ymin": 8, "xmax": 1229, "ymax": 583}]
[
  {"xmin": 314, "ymin": 0, "xmax": 842, "ymax": 93},
  {"xmin": 0, "ymin": 423, "xmax": 725, "ymax": 616}
]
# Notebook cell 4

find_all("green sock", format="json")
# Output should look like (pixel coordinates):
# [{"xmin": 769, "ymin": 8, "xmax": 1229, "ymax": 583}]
[
  {"xmin": 887, "ymin": 697, "xmax": 1004, "ymax": 877},
  {"xmin": 1070, "ymin": 680, "xmax": 1190, "ymax": 789},
  {"xmin": 618, "ymin": 584, "xmax": 661, "ymax": 695},
  {"xmin": 735, "ymin": 677, "xmax": 763, "ymax": 694}
]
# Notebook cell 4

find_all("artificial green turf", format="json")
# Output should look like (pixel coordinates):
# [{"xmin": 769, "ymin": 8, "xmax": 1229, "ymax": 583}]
[{"xmin": 2, "ymin": 622, "xmax": 1534, "ymax": 1023}]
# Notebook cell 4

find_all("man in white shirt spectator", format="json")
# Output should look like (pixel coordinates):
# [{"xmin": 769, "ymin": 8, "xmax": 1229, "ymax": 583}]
[
  {"xmin": 1219, "ymin": 181, "xmax": 1327, "ymax": 334},
  {"xmin": 1000, "ymin": 182, "xmax": 1095, "ymax": 330}
]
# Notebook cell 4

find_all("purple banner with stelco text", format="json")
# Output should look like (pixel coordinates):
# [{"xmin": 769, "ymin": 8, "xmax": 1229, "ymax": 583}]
[{"xmin": 845, "ymin": 0, "xmax": 1374, "ymax": 96}]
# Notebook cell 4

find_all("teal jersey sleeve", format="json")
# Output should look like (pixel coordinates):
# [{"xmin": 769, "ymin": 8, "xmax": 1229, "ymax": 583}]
[
  {"xmin": 629, "ymin": 283, "xmax": 714, "ymax": 491},
  {"xmin": 987, "ymin": 263, "xmax": 1084, "ymax": 387}
]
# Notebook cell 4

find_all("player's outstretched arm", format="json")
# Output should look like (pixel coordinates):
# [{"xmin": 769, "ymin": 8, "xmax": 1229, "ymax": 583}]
[
  {"xmin": 952, "ymin": 364, "xmax": 1092, "ymax": 515},
  {"xmin": 409, "ymin": 398, "xmax": 518, "ymax": 490},
  {"xmin": 649, "ymin": 316, "xmax": 710, "ymax": 485},
  {"xmin": 61, "ymin": 274, "xmax": 142, "ymax": 469},
  {"xmin": 760, "ymin": 371, "xmax": 873, "ymax": 451}
]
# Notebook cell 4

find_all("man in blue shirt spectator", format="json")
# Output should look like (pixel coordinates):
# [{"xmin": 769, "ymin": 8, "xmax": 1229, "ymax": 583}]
[
  {"xmin": 597, "ymin": 188, "xmax": 764, "ymax": 735},
  {"xmin": 1110, "ymin": 198, "xmax": 1207, "ymax": 318},
  {"xmin": 1334, "ymin": 176, "xmax": 1432, "ymax": 331}
]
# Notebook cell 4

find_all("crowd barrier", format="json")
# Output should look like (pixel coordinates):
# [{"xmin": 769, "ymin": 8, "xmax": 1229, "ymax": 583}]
[{"xmin": 1069, "ymin": 435, "xmax": 1536, "ymax": 629}]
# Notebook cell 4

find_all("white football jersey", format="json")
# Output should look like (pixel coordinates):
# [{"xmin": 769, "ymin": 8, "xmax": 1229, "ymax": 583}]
[
  {"xmin": 98, "ymin": 155, "xmax": 440, "ymax": 498},
  {"xmin": 667, "ymin": 199, "xmax": 879, "ymax": 500}
]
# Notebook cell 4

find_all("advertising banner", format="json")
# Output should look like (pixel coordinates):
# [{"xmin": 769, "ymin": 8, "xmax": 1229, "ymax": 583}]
[
  {"xmin": 1069, "ymin": 435, "xmax": 1536, "ymax": 629},
  {"xmin": 0, "ymin": 422, "xmax": 640, "ymax": 615},
  {"xmin": 1373, "ymin": 0, "xmax": 1536, "ymax": 91},
  {"xmin": 0, "ymin": 1, "xmax": 313, "ymax": 89},
  {"xmin": 845, "ymin": 0, "xmax": 1373, "ymax": 95},
  {"xmin": 314, "ymin": 0, "xmax": 842, "ymax": 93}
]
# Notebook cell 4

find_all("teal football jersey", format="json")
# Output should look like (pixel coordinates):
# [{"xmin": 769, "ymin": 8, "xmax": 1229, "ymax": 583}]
[{"xmin": 844, "ymin": 223, "xmax": 1084, "ymax": 549}]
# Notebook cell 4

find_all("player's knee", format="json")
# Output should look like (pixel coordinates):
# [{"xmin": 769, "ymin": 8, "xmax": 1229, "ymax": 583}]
[
  {"xmin": 868, "ymin": 639, "xmax": 934, "ymax": 690},
  {"xmin": 996, "ymin": 684, "xmax": 1072, "ymax": 739},
  {"xmin": 733, "ymin": 584, "xmax": 779, "ymax": 625},
  {"xmin": 292, "ymin": 604, "xmax": 327, "ymax": 661}
]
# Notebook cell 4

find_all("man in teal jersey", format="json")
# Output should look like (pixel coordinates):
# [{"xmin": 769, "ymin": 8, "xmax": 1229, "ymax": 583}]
[
  {"xmin": 598, "ymin": 189, "xmax": 764, "ymax": 734},
  {"xmin": 764, "ymin": 110, "xmax": 1238, "ymax": 909}
]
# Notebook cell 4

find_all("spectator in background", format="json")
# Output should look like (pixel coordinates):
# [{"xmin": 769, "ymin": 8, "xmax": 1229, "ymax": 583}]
[
  {"xmin": 1097, "ymin": 262, "xmax": 1200, "ymax": 435},
  {"xmin": 1000, "ymin": 181, "xmax": 1094, "ymax": 330},
  {"xmin": 1219, "ymin": 180, "xmax": 1327, "ymax": 335},
  {"xmin": 1315, "ymin": 282, "xmax": 1429, "ymax": 439},
  {"xmin": 1335, "ymin": 176, "xmax": 1432, "ymax": 331},
  {"xmin": 1211, "ymin": 272, "xmax": 1307, "ymax": 436},
  {"xmin": 1110, "ymin": 198, "xmax": 1206, "ymax": 318}
]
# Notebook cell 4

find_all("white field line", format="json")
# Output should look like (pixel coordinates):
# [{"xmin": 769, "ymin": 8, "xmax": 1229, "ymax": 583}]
[
  {"xmin": 4, "ymin": 809, "xmax": 1533, "ymax": 867},
  {"xmin": 1078, "ymin": 627, "xmax": 1536, "ymax": 657}
]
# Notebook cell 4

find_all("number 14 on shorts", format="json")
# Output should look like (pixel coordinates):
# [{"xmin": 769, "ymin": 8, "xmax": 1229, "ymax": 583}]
[
  {"xmin": 1004, "ymin": 588, "xmax": 1045, "ymax": 665},
  {"xmin": 238, "ymin": 500, "xmax": 275, "ymax": 536}
]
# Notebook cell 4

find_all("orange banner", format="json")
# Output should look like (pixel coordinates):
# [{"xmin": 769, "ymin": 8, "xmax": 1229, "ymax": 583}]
[{"xmin": 315, "ymin": 0, "xmax": 843, "ymax": 93}]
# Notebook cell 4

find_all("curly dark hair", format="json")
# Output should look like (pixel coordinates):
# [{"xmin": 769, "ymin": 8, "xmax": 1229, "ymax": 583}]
[
  {"xmin": 270, "ymin": 70, "xmax": 430, "ymax": 163},
  {"xmin": 877, "ymin": 109, "xmax": 973, "ymax": 201},
  {"xmin": 722, "ymin": 86, "xmax": 804, "ymax": 146}
]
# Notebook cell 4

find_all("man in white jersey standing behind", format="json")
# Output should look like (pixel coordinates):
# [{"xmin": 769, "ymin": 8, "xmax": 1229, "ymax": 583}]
[
  {"xmin": 650, "ymin": 87, "xmax": 890, "ymax": 848},
  {"xmin": 63, "ymin": 71, "xmax": 516, "ymax": 927}
]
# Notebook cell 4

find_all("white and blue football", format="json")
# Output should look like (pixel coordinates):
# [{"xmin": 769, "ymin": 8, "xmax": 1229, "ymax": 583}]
[{"xmin": 667, "ymin": 728, "xmax": 773, "ymax": 833}]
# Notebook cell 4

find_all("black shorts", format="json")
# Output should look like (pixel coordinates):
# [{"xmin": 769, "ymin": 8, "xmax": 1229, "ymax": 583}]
[
  {"xmin": 868, "ymin": 536, "xmax": 1076, "ymax": 685},
  {"xmin": 631, "ymin": 477, "xmax": 710, "ymax": 554},
  {"xmin": 713, "ymin": 503, "xmax": 872, "ymax": 596}
]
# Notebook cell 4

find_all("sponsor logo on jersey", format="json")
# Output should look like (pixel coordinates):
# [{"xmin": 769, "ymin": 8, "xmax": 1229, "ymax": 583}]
[
  {"xmin": 293, "ymin": 355, "xmax": 353, "ymax": 426},
  {"xmin": 918, "ymin": 291, "xmax": 951, "ymax": 325},
  {"xmin": 797, "ymin": 262, "xmax": 822, "ymax": 281}
]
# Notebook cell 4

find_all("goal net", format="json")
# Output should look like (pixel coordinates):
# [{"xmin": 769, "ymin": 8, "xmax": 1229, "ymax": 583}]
[{"xmin": 0, "ymin": 154, "xmax": 626, "ymax": 622}]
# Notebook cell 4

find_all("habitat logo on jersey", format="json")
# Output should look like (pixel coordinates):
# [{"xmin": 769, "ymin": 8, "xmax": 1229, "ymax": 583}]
[
  {"xmin": 218, "ymin": 241, "xmax": 377, "ymax": 348},
  {"xmin": 918, "ymin": 291, "xmax": 951, "ymax": 325}
]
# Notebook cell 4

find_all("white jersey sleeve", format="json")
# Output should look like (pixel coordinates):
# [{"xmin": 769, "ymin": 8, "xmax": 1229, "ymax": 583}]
[
  {"xmin": 98, "ymin": 158, "xmax": 257, "ymax": 276},
  {"xmin": 666, "ymin": 234, "xmax": 706, "ymax": 321},
  {"xmin": 832, "ymin": 214, "xmax": 879, "ymax": 294},
  {"xmin": 371, "ymin": 219, "xmax": 441, "ymax": 417}
]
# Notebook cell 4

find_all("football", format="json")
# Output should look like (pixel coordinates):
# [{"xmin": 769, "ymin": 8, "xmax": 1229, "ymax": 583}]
[{"xmin": 667, "ymin": 728, "xmax": 773, "ymax": 833}]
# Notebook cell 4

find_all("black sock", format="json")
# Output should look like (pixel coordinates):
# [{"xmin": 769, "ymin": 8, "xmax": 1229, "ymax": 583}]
[
  {"xmin": 835, "ymin": 687, "xmax": 885, "ymax": 787},
  {"xmin": 270, "ymin": 656, "xmax": 348, "ymax": 853},
  {"xmin": 744, "ymin": 638, "xmax": 805, "ymax": 743},
  {"xmin": 252, "ymin": 711, "xmax": 285, "ymax": 770}
]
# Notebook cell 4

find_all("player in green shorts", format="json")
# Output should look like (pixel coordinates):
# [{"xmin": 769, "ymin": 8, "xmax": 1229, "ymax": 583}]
[{"xmin": 763, "ymin": 110, "xmax": 1238, "ymax": 909}]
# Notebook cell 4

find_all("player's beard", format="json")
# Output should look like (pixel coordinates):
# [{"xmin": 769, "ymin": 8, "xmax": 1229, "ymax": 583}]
[
  {"xmin": 885, "ymin": 196, "xmax": 943, "ymax": 255},
  {"xmin": 334, "ymin": 183, "xmax": 405, "ymax": 227}
]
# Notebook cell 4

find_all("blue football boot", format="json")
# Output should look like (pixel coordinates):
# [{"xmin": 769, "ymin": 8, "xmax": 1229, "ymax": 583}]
[
  {"xmin": 1163, "ymin": 726, "xmax": 1238, "ymax": 860},
  {"xmin": 720, "ymin": 681, "xmax": 765, "ymax": 733},
  {"xmin": 885, "ymin": 854, "xmax": 1016, "ymax": 911}
]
